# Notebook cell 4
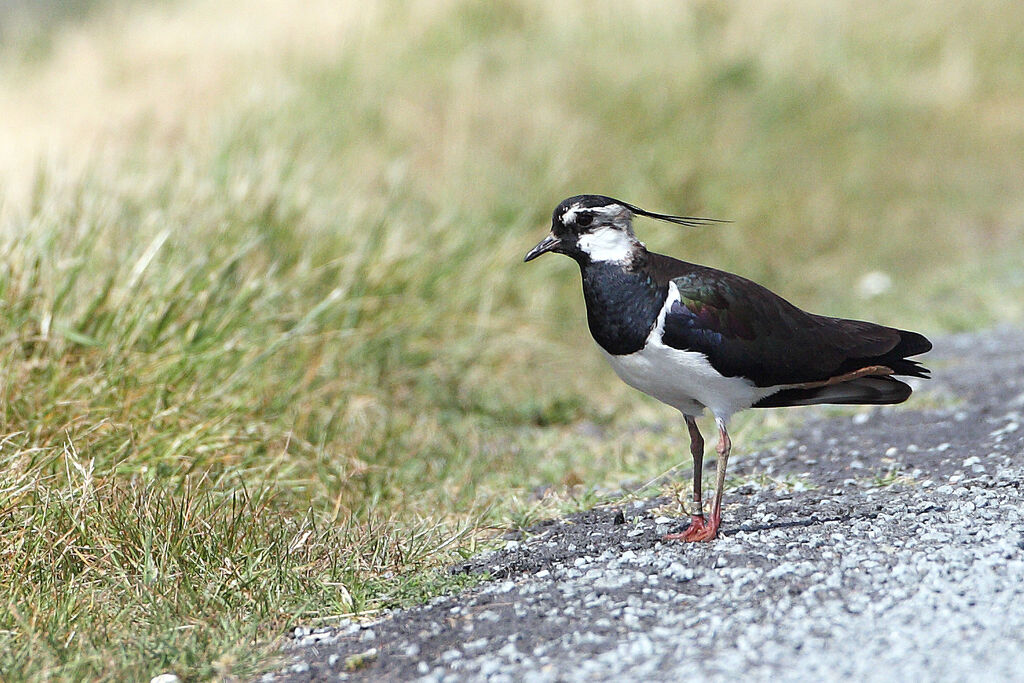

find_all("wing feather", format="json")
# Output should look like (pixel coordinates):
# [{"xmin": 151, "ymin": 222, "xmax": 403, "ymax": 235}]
[{"xmin": 651, "ymin": 254, "xmax": 930, "ymax": 388}]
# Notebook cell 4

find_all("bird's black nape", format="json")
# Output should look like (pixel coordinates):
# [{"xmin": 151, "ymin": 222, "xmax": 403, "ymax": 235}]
[{"xmin": 617, "ymin": 198, "xmax": 730, "ymax": 228}]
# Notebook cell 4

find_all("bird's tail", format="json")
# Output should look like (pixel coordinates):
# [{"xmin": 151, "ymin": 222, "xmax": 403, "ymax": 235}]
[{"xmin": 754, "ymin": 376, "xmax": 913, "ymax": 408}]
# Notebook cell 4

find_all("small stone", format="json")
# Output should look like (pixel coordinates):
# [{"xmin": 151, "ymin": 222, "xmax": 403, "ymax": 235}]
[
  {"xmin": 344, "ymin": 648, "xmax": 378, "ymax": 671},
  {"xmin": 150, "ymin": 675, "xmax": 180, "ymax": 683},
  {"xmin": 479, "ymin": 659, "xmax": 503, "ymax": 677},
  {"xmin": 991, "ymin": 421, "xmax": 1020, "ymax": 437},
  {"xmin": 666, "ymin": 561, "xmax": 694, "ymax": 582},
  {"xmin": 464, "ymin": 637, "xmax": 488, "ymax": 651},
  {"xmin": 857, "ymin": 270, "xmax": 892, "ymax": 298}
]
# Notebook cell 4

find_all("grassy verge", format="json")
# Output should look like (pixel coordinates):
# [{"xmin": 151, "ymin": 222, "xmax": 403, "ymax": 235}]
[{"xmin": 1, "ymin": 0, "xmax": 1023, "ymax": 679}]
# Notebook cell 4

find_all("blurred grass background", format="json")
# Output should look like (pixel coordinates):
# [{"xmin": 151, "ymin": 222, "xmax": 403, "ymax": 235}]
[{"xmin": 1, "ymin": 0, "xmax": 1022, "ymax": 679}]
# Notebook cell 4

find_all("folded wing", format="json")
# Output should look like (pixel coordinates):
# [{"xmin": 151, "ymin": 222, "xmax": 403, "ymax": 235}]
[{"xmin": 655, "ymin": 259, "xmax": 931, "ymax": 407}]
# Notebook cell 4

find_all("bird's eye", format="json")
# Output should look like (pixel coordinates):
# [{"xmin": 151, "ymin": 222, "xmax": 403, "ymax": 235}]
[{"xmin": 576, "ymin": 213, "xmax": 593, "ymax": 227}]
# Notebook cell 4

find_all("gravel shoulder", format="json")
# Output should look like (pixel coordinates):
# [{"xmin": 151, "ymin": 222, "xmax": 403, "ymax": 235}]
[{"xmin": 265, "ymin": 328, "xmax": 1024, "ymax": 682}]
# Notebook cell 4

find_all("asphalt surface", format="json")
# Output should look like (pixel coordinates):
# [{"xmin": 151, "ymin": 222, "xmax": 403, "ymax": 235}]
[{"xmin": 265, "ymin": 327, "xmax": 1024, "ymax": 682}]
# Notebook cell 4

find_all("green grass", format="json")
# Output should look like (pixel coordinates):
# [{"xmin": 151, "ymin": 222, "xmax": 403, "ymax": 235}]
[{"xmin": 1, "ymin": 0, "xmax": 1024, "ymax": 679}]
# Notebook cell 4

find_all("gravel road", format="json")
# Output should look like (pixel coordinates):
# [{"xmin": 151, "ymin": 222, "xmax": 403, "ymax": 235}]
[{"xmin": 265, "ymin": 328, "xmax": 1024, "ymax": 682}]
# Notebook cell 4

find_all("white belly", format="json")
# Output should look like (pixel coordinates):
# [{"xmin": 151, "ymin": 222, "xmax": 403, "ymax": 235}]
[{"xmin": 603, "ymin": 342, "xmax": 768, "ymax": 420}]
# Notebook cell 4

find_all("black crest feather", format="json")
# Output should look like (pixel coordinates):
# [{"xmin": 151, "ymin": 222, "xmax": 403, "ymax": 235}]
[
  {"xmin": 556, "ymin": 194, "xmax": 727, "ymax": 228},
  {"xmin": 617, "ymin": 198, "xmax": 729, "ymax": 228}
]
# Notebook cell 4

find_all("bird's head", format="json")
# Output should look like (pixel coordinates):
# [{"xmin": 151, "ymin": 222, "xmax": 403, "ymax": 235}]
[{"xmin": 524, "ymin": 194, "xmax": 722, "ymax": 265}]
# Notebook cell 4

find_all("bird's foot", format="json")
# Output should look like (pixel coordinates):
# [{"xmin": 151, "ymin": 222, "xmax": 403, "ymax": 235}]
[{"xmin": 665, "ymin": 514, "xmax": 719, "ymax": 542}]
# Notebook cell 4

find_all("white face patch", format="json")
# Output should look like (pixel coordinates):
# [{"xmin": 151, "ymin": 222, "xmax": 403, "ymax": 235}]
[
  {"xmin": 560, "ymin": 203, "xmax": 583, "ymax": 225},
  {"xmin": 577, "ymin": 226, "xmax": 636, "ymax": 262}
]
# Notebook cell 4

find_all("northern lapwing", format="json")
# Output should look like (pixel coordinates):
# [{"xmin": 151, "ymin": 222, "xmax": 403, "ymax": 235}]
[{"xmin": 524, "ymin": 195, "xmax": 931, "ymax": 541}]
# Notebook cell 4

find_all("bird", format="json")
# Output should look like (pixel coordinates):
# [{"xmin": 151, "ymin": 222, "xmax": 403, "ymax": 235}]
[{"xmin": 524, "ymin": 194, "xmax": 932, "ymax": 542}]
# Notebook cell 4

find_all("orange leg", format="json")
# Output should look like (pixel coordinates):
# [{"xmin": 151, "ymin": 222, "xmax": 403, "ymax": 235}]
[
  {"xmin": 665, "ymin": 415, "xmax": 710, "ymax": 541},
  {"xmin": 667, "ymin": 417, "xmax": 730, "ymax": 542}
]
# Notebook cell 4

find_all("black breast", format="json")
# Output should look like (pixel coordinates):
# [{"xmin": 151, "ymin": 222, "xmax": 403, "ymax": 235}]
[{"xmin": 579, "ymin": 261, "xmax": 668, "ymax": 355}]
